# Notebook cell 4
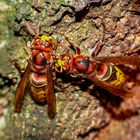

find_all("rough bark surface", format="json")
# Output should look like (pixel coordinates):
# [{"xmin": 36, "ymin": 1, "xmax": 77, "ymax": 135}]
[{"xmin": 0, "ymin": 0, "xmax": 140, "ymax": 140}]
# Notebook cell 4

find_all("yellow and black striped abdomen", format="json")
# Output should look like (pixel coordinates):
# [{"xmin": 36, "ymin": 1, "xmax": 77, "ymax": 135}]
[{"xmin": 96, "ymin": 63, "xmax": 126, "ymax": 88}]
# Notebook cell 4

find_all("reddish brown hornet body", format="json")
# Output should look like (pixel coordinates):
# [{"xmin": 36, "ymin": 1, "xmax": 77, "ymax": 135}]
[
  {"xmin": 54, "ymin": 38, "xmax": 140, "ymax": 98},
  {"xmin": 14, "ymin": 33, "xmax": 140, "ymax": 118},
  {"xmin": 14, "ymin": 35, "xmax": 58, "ymax": 118}
]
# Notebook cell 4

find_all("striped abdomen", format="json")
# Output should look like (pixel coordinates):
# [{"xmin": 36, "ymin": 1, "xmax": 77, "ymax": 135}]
[
  {"xmin": 29, "ymin": 71, "xmax": 48, "ymax": 103},
  {"xmin": 95, "ymin": 63, "xmax": 126, "ymax": 87}
]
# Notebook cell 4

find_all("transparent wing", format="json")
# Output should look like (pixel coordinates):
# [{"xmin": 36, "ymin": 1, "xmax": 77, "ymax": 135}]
[
  {"xmin": 89, "ymin": 75, "xmax": 134, "ymax": 98},
  {"xmin": 14, "ymin": 62, "xmax": 31, "ymax": 112},
  {"xmin": 93, "ymin": 56, "xmax": 140, "ymax": 65},
  {"xmin": 46, "ymin": 66, "xmax": 56, "ymax": 118}
]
